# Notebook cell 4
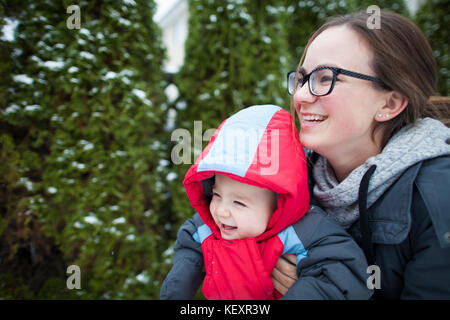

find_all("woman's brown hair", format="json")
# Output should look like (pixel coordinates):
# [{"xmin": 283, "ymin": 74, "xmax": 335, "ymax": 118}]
[{"xmin": 291, "ymin": 10, "xmax": 449, "ymax": 148}]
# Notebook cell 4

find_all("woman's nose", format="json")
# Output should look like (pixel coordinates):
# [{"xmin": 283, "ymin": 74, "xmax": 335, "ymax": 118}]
[{"xmin": 293, "ymin": 82, "xmax": 317, "ymax": 107}]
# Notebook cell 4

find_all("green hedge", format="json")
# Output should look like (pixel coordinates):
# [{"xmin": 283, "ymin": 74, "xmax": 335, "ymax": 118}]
[{"xmin": 1, "ymin": 0, "xmax": 170, "ymax": 299}]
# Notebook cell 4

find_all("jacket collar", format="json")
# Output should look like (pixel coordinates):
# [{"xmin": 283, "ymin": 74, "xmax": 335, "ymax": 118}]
[{"xmin": 367, "ymin": 161, "xmax": 422, "ymax": 245}]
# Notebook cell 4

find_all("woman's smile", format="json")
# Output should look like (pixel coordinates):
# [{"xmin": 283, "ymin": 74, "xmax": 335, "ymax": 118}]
[{"xmin": 300, "ymin": 112, "xmax": 328, "ymax": 128}]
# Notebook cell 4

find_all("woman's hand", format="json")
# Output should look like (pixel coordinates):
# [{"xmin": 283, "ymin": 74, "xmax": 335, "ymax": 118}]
[{"xmin": 271, "ymin": 254, "xmax": 298, "ymax": 296}]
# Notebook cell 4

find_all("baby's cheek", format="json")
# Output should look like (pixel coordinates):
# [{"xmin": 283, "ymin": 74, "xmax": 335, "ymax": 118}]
[
  {"xmin": 247, "ymin": 221, "xmax": 267, "ymax": 238},
  {"xmin": 209, "ymin": 204, "xmax": 218, "ymax": 223}
]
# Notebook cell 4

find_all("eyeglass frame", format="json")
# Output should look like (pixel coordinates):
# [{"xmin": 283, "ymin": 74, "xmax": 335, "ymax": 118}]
[{"xmin": 287, "ymin": 66, "xmax": 388, "ymax": 96}]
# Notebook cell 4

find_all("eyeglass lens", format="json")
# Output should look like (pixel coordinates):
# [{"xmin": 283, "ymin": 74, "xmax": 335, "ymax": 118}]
[
  {"xmin": 289, "ymin": 68, "xmax": 335, "ymax": 96},
  {"xmin": 310, "ymin": 68, "xmax": 334, "ymax": 95}
]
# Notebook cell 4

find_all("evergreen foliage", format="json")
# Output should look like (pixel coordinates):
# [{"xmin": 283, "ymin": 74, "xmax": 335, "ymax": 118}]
[
  {"xmin": 167, "ymin": 0, "xmax": 292, "ymax": 233},
  {"xmin": 177, "ymin": 0, "xmax": 290, "ymax": 127},
  {"xmin": 283, "ymin": 0, "xmax": 350, "ymax": 67},
  {"xmin": 1, "ymin": 0, "xmax": 169, "ymax": 299},
  {"xmin": 415, "ymin": 0, "xmax": 449, "ymax": 95}
]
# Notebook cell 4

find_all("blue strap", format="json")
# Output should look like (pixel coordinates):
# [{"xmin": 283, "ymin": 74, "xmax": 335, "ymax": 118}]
[
  {"xmin": 278, "ymin": 226, "xmax": 308, "ymax": 264},
  {"xmin": 192, "ymin": 224, "xmax": 212, "ymax": 244}
]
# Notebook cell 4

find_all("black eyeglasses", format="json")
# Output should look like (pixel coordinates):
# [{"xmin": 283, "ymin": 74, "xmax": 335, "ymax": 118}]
[{"xmin": 287, "ymin": 66, "xmax": 387, "ymax": 96}]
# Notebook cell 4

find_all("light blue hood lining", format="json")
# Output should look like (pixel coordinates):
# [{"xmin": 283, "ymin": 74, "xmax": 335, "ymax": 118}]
[{"xmin": 197, "ymin": 104, "xmax": 281, "ymax": 177}]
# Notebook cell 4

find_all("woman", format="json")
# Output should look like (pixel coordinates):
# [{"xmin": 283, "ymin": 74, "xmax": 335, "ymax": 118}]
[
  {"xmin": 274, "ymin": 10, "xmax": 450, "ymax": 299},
  {"xmin": 168, "ymin": 10, "xmax": 450, "ymax": 299}
]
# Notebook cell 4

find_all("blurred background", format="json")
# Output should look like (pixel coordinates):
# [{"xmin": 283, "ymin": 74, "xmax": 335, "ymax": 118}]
[{"xmin": 0, "ymin": 0, "xmax": 448, "ymax": 299}]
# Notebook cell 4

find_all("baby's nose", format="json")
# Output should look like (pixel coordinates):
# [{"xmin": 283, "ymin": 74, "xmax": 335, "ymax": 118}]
[{"xmin": 217, "ymin": 204, "xmax": 231, "ymax": 217}]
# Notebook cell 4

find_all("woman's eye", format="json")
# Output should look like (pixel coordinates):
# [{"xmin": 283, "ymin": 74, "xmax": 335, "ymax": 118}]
[{"xmin": 320, "ymin": 76, "xmax": 333, "ymax": 83}]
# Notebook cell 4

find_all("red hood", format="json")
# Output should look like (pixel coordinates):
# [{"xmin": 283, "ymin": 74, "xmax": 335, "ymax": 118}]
[{"xmin": 183, "ymin": 105, "xmax": 309, "ymax": 242}]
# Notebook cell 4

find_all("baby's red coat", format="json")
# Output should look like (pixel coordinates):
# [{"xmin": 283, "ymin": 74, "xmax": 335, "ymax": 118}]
[{"xmin": 183, "ymin": 105, "xmax": 310, "ymax": 299}]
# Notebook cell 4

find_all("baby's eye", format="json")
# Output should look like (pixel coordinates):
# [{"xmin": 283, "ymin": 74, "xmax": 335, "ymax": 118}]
[
  {"xmin": 212, "ymin": 192, "xmax": 221, "ymax": 198},
  {"xmin": 233, "ymin": 201, "xmax": 246, "ymax": 207}
]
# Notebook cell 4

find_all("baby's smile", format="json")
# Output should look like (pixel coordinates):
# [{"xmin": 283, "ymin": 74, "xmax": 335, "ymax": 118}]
[{"xmin": 219, "ymin": 223, "xmax": 237, "ymax": 236}]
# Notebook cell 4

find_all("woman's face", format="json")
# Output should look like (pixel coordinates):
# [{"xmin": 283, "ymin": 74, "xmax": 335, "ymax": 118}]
[{"xmin": 293, "ymin": 26, "xmax": 387, "ymax": 162}]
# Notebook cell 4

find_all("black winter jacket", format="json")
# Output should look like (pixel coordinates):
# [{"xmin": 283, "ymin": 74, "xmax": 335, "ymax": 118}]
[{"xmin": 329, "ymin": 155, "xmax": 450, "ymax": 299}]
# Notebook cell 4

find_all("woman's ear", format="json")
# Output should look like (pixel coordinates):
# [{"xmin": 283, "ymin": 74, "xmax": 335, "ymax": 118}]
[{"xmin": 375, "ymin": 91, "xmax": 408, "ymax": 122}]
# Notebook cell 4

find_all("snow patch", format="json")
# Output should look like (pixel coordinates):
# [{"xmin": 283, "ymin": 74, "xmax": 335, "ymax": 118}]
[
  {"xmin": 166, "ymin": 172, "xmax": 178, "ymax": 181},
  {"xmin": 136, "ymin": 272, "xmax": 150, "ymax": 284},
  {"xmin": 80, "ymin": 51, "xmax": 95, "ymax": 60},
  {"xmin": 84, "ymin": 216, "xmax": 101, "ymax": 225},
  {"xmin": 132, "ymin": 89, "xmax": 152, "ymax": 106},
  {"xmin": 3, "ymin": 104, "xmax": 21, "ymax": 115},
  {"xmin": 112, "ymin": 217, "xmax": 126, "ymax": 224},
  {"xmin": 13, "ymin": 74, "xmax": 34, "ymax": 85},
  {"xmin": 48, "ymin": 187, "xmax": 58, "ymax": 194},
  {"xmin": 1, "ymin": 18, "xmax": 18, "ymax": 42},
  {"xmin": 25, "ymin": 105, "xmax": 41, "ymax": 112},
  {"xmin": 41, "ymin": 60, "xmax": 65, "ymax": 70},
  {"xmin": 68, "ymin": 66, "xmax": 79, "ymax": 73}
]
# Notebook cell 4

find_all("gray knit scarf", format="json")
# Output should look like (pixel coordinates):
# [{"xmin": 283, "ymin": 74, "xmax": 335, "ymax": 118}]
[{"xmin": 313, "ymin": 118, "xmax": 450, "ymax": 229}]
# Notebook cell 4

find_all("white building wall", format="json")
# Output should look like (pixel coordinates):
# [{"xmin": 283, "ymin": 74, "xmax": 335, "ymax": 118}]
[{"xmin": 155, "ymin": 0, "xmax": 188, "ymax": 73}]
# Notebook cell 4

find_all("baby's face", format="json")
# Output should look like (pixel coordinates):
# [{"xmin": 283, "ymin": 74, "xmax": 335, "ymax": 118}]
[{"xmin": 209, "ymin": 174, "xmax": 277, "ymax": 240}]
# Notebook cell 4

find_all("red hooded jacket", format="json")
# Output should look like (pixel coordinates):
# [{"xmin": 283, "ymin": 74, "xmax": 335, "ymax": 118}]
[{"xmin": 183, "ymin": 105, "xmax": 310, "ymax": 299}]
